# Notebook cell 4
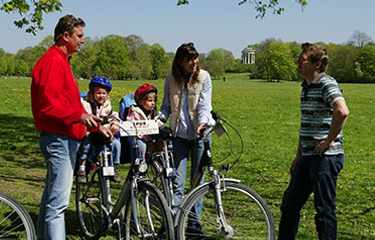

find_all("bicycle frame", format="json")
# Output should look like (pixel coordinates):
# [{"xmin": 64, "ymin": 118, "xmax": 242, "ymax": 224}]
[
  {"xmin": 114, "ymin": 138, "xmax": 158, "ymax": 234},
  {"xmin": 144, "ymin": 112, "xmax": 275, "ymax": 239},
  {"xmin": 80, "ymin": 137, "xmax": 158, "ymax": 238},
  {"xmin": 149, "ymin": 114, "xmax": 245, "ymax": 230}
]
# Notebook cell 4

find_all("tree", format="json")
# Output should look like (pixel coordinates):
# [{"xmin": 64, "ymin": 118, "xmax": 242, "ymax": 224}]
[
  {"xmin": 124, "ymin": 35, "xmax": 153, "ymax": 80},
  {"xmin": 348, "ymin": 30, "xmax": 373, "ymax": 48},
  {"xmin": 254, "ymin": 40, "xmax": 297, "ymax": 81},
  {"xmin": 230, "ymin": 59, "xmax": 255, "ymax": 73},
  {"xmin": 14, "ymin": 46, "xmax": 44, "ymax": 75},
  {"xmin": 124, "ymin": 35, "xmax": 145, "ymax": 54},
  {"xmin": 0, "ymin": 49, "xmax": 11, "ymax": 75},
  {"xmin": 1, "ymin": 0, "xmax": 62, "ymax": 34},
  {"xmin": 356, "ymin": 45, "xmax": 375, "ymax": 83},
  {"xmin": 37, "ymin": 35, "xmax": 54, "ymax": 50},
  {"xmin": 326, "ymin": 43, "xmax": 360, "ymax": 83},
  {"xmin": 149, "ymin": 44, "xmax": 170, "ymax": 80},
  {"xmin": 234, "ymin": 0, "xmax": 308, "ymax": 18},
  {"xmin": 71, "ymin": 38, "xmax": 98, "ymax": 79},
  {"xmin": 92, "ymin": 35, "xmax": 130, "ymax": 80},
  {"xmin": 205, "ymin": 48, "xmax": 236, "ymax": 78},
  {"xmin": 1, "ymin": 0, "xmax": 308, "ymax": 34}
]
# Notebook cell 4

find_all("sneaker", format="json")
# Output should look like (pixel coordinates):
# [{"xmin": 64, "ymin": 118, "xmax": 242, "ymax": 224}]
[{"xmin": 78, "ymin": 163, "xmax": 86, "ymax": 176}]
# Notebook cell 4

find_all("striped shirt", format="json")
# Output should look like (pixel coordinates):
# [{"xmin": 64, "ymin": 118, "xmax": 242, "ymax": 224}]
[{"xmin": 300, "ymin": 73, "xmax": 345, "ymax": 156}]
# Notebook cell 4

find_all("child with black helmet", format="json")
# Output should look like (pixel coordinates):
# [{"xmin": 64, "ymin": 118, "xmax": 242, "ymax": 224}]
[{"xmin": 78, "ymin": 76, "xmax": 121, "ymax": 178}]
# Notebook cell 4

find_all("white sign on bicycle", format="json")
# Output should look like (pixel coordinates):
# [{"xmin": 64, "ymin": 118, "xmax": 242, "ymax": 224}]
[{"xmin": 119, "ymin": 120, "xmax": 159, "ymax": 137}]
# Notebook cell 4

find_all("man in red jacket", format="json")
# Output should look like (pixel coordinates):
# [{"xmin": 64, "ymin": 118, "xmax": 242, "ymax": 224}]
[{"xmin": 31, "ymin": 15, "xmax": 111, "ymax": 240}]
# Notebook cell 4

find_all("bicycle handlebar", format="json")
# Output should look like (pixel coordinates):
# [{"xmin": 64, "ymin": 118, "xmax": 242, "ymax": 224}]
[
  {"xmin": 200, "ymin": 111, "xmax": 244, "ymax": 172},
  {"xmin": 199, "ymin": 111, "xmax": 225, "ymax": 140}
]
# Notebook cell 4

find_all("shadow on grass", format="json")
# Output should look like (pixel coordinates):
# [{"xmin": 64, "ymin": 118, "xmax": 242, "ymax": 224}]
[{"xmin": 0, "ymin": 114, "xmax": 44, "ymax": 169}]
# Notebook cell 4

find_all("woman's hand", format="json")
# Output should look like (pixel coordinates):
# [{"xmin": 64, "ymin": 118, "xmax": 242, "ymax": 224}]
[{"xmin": 196, "ymin": 123, "xmax": 207, "ymax": 136}]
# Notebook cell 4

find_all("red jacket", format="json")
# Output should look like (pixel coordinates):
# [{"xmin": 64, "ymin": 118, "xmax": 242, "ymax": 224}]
[{"xmin": 31, "ymin": 46, "xmax": 87, "ymax": 140}]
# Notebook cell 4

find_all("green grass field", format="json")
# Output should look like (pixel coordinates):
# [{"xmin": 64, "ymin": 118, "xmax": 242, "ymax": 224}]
[{"xmin": 0, "ymin": 74, "xmax": 374, "ymax": 239}]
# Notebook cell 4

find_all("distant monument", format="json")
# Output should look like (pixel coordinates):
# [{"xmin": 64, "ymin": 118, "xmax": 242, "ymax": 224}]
[{"xmin": 241, "ymin": 47, "xmax": 256, "ymax": 64}]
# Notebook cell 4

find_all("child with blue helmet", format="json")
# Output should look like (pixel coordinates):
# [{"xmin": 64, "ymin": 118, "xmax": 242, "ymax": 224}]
[{"xmin": 78, "ymin": 76, "xmax": 121, "ymax": 179}]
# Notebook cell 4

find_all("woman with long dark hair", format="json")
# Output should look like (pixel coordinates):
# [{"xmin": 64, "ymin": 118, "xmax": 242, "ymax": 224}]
[{"xmin": 160, "ymin": 42, "xmax": 214, "ymax": 232}]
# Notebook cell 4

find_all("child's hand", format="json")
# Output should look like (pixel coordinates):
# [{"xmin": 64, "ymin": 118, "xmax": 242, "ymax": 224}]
[
  {"xmin": 156, "ymin": 119, "xmax": 164, "ymax": 128},
  {"xmin": 110, "ymin": 123, "xmax": 119, "ymax": 134}
]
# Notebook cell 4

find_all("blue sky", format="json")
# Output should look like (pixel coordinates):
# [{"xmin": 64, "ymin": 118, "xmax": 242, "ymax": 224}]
[{"xmin": 0, "ymin": 0, "xmax": 374, "ymax": 57}]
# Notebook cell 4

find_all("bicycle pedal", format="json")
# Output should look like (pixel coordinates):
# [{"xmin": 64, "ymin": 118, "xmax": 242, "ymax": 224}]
[{"xmin": 85, "ymin": 197, "xmax": 100, "ymax": 204}]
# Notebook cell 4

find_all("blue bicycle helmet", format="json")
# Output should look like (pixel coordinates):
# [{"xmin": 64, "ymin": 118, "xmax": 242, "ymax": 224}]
[{"xmin": 89, "ymin": 76, "xmax": 112, "ymax": 92}]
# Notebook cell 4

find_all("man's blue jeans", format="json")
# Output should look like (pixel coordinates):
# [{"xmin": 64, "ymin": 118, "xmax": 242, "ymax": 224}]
[
  {"xmin": 278, "ymin": 154, "xmax": 344, "ymax": 240},
  {"xmin": 37, "ymin": 132, "xmax": 80, "ymax": 240},
  {"xmin": 172, "ymin": 137, "xmax": 206, "ymax": 217}
]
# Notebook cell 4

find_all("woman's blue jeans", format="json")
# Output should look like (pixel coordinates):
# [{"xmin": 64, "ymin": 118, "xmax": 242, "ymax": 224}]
[
  {"xmin": 172, "ymin": 137, "xmax": 206, "ymax": 218},
  {"xmin": 37, "ymin": 132, "xmax": 80, "ymax": 240}
]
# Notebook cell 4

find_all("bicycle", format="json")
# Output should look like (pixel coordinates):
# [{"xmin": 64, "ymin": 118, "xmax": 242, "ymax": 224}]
[
  {"xmin": 0, "ymin": 192, "xmax": 36, "ymax": 239},
  {"xmin": 75, "ymin": 122, "xmax": 174, "ymax": 240},
  {"xmin": 148, "ymin": 112, "xmax": 276, "ymax": 240}
]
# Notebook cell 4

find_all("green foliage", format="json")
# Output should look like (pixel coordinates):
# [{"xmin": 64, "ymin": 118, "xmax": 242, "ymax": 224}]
[
  {"xmin": 348, "ymin": 30, "xmax": 373, "ymax": 48},
  {"xmin": 2, "ymin": 35, "xmax": 375, "ymax": 83},
  {"xmin": 254, "ymin": 39, "xmax": 298, "ymax": 81},
  {"xmin": 124, "ymin": 36, "xmax": 152, "ymax": 80},
  {"xmin": 1, "ymin": 0, "xmax": 62, "ymax": 34},
  {"xmin": 230, "ymin": 59, "xmax": 256, "ymax": 74},
  {"xmin": 356, "ymin": 45, "xmax": 375, "ymax": 83},
  {"xmin": 14, "ymin": 46, "xmax": 44, "ymax": 74},
  {"xmin": 92, "ymin": 35, "xmax": 130, "ymax": 80},
  {"xmin": 326, "ymin": 43, "xmax": 360, "ymax": 83},
  {"xmin": 237, "ymin": 0, "xmax": 308, "ymax": 18},
  {"xmin": 205, "ymin": 48, "xmax": 236, "ymax": 78},
  {"xmin": 37, "ymin": 35, "xmax": 54, "ymax": 50},
  {"xmin": 1, "ymin": 1, "xmax": 308, "ymax": 34},
  {"xmin": 179, "ymin": 0, "xmax": 308, "ymax": 18},
  {"xmin": 71, "ymin": 38, "xmax": 99, "ymax": 79},
  {"xmin": 150, "ymin": 44, "xmax": 170, "ymax": 80}
]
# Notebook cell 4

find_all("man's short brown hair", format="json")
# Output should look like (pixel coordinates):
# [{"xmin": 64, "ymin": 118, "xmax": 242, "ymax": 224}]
[
  {"xmin": 54, "ymin": 15, "xmax": 85, "ymax": 43},
  {"xmin": 300, "ymin": 42, "xmax": 329, "ymax": 73}
]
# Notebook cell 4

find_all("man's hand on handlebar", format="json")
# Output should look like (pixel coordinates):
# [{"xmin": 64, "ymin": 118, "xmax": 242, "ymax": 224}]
[{"xmin": 81, "ymin": 113, "xmax": 101, "ymax": 128}]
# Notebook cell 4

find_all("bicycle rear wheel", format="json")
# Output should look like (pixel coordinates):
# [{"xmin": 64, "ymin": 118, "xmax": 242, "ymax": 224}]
[
  {"xmin": 0, "ymin": 192, "xmax": 36, "ymax": 240},
  {"xmin": 177, "ymin": 180, "xmax": 275, "ymax": 240},
  {"xmin": 75, "ymin": 168, "xmax": 107, "ymax": 239},
  {"xmin": 124, "ymin": 180, "xmax": 174, "ymax": 240}
]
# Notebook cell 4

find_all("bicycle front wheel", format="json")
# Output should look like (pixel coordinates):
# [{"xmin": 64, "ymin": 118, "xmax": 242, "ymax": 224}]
[
  {"xmin": 124, "ymin": 180, "xmax": 174, "ymax": 240},
  {"xmin": 0, "ymin": 193, "xmax": 36, "ymax": 240},
  {"xmin": 75, "ymin": 168, "xmax": 107, "ymax": 239},
  {"xmin": 177, "ymin": 180, "xmax": 275, "ymax": 240}
]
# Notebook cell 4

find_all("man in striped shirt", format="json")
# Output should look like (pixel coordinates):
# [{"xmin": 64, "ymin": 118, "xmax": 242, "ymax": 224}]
[{"xmin": 278, "ymin": 43, "xmax": 350, "ymax": 240}]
